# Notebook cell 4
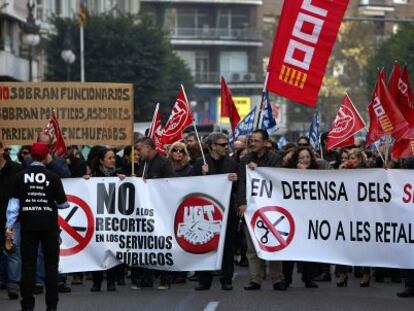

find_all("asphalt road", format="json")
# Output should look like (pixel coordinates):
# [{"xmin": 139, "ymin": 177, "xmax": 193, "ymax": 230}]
[{"xmin": 1, "ymin": 266, "xmax": 413, "ymax": 311}]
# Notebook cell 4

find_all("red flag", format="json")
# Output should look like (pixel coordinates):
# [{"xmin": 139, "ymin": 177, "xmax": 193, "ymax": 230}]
[
  {"xmin": 400, "ymin": 66, "xmax": 414, "ymax": 108},
  {"xmin": 387, "ymin": 62, "xmax": 401, "ymax": 100},
  {"xmin": 161, "ymin": 85, "xmax": 194, "ymax": 145},
  {"xmin": 326, "ymin": 94, "xmax": 365, "ymax": 150},
  {"xmin": 148, "ymin": 103, "xmax": 165, "ymax": 155},
  {"xmin": 392, "ymin": 129, "xmax": 414, "ymax": 159},
  {"xmin": 221, "ymin": 77, "xmax": 240, "ymax": 135},
  {"xmin": 366, "ymin": 72, "xmax": 410, "ymax": 145},
  {"xmin": 388, "ymin": 63, "xmax": 414, "ymax": 126},
  {"xmin": 43, "ymin": 111, "xmax": 67, "ymax": 157},
  {"xmin": 267, "ymin": 0, "xmax": 349, "ymax": 107}
]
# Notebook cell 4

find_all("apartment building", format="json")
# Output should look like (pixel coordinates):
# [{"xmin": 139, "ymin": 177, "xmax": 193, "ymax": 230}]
[
  {"xmin": 0, "ymin": 0, "xmax": 139, "ymax": 82},
  {"xmin": 140, "ymin": 0, "xmax": 264, "ymax": 125}
]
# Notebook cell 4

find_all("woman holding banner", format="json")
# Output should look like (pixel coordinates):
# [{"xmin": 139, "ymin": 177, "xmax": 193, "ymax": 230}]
[
  {"xmin": 285, "ymin": 146, "xmax": 319, "ymax": 288},
  {"xmin": 88, "ymin": 147, "xmax": 127, "ymax": 292},
  {"xmin": 336, "ymin": 148, "xmax": 371, "ymax": 287}
]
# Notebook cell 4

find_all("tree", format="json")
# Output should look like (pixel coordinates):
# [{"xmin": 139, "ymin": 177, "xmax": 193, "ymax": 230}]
[
  {"xmin": 45, "ymin": 14, "xmax": 193, "ymax": 121},
  {"xmin": 367, "ymin": 24, "xmax": 414, "ymax": 97}
]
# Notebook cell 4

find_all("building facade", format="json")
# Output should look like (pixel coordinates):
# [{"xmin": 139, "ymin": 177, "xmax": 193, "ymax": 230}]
[
  {"xmin": 140, "ymin": 0, "xmax": 264, "ymax": 125},
  {"xmin": 0, "ymin": 0, "xmax": 140, "ymax": 82}
]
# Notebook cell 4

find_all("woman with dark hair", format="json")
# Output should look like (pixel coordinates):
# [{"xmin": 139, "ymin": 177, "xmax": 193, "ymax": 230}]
[
  {"xmin": 336, "ymin": 148, "xmax": 371, "ymax": 287},
  {"xmin": 284, "ymin": 146, "xmax": 319, "ymax": 288},
  {"xmin": 87, "ymin": 147, "xmax": 126, "ymax": 292},
  {"xmin": 296, "ymin": 136, "xmax": 311, "ymax": 147}
]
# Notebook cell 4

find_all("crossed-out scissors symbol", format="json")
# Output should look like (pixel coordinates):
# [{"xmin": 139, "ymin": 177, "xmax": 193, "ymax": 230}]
[{"xmin": 257, "ymin": 216, "xmax": 289, "ymax": 244}]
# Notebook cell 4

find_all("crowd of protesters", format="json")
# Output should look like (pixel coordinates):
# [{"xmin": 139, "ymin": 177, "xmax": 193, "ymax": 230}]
[{"xmin": 1, "ymin": 128, "xmax": 414, "ymax": 310}]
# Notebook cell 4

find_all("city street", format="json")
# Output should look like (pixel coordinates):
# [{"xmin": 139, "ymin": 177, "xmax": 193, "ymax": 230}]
[{"xmin": 0, "ymin": 266, "xmax": 412, "ymax": 311}]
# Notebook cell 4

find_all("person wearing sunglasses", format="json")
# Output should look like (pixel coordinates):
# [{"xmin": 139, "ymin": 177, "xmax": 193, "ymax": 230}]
[
  {"xmin": 167, "ymin": 142, "xmax": 193, "ymax": 177},
  {"xmin": 192, "ymin": 133, "xmax": 239, "ymax": 291}
]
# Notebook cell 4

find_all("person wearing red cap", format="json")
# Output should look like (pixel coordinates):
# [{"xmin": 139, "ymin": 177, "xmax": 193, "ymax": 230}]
[{"xmin": 5, "ymin": 142, "xmax": 69, "ymax": 311}]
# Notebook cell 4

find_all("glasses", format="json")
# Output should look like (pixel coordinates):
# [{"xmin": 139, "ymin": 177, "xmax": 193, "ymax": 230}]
[
  {"xmin": 172, "ymin": 148, "xmax": 184, "ymax": 154},
  {"xmin": 215, "ymin": 142, "xmax": 228, "ymax": 147},
  {"xmin": 21, "ymin": 151, "xmax": 30, "ymax": 155},
  {"xmin": 298, "ymin": 143, "xmax": 309, "ymax": 147}
]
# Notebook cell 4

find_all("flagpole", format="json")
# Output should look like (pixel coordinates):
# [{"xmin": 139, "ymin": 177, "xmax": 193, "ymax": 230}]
[
  {"xmin": 192, "ymin": 121, "xmax": 206, "ymax": 165},
  {"xmin": 181, "ymin": 84, "xmax": 206, "ymax": 165},
  {"xmin": 255, "ymin": 72, "xmax": 270, "ymax": 130},
  {"xmin": 80, "ymin": 25, "xmax": 85, "ymax": 82}
]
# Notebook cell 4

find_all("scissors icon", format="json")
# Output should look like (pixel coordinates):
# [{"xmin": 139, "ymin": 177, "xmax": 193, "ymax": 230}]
[
  {"xmin": 257, "ymin": 216, "xmax": 289, "ymax": 244},
  {"xmin": 257, "ymin": 220, "xmax": 270, "ymax": 243}
]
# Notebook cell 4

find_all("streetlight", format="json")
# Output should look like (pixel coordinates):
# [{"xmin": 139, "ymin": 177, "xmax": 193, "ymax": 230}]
[
  {"xmin": 22, "ymin": 1, "xmax": 40, "ymax": 82},
  {"xmin": 61, "ymin": 31, "xmax": 76, "ymax": 81}
]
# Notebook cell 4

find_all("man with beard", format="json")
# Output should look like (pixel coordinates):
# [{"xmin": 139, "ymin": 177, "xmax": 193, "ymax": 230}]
[
  {"xmin": 237, "ymin": 129, "xmax": 287, "ymax": 291},
  {"xmin": 185, "ymin": 132, "xmax": 202, "ymax": 166},
  {"xmin": 192, "ymin": 133, "xmax": 239, "ymax": 290},
  {"xmin": 135, "ymin": 137, "xmax": 175, "ymax": 290}
]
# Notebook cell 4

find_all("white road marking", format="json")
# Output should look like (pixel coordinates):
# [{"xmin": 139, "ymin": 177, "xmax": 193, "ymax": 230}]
[{"xmin": 204, "ymin": 301, "xmax": 220, "ymax": 311}]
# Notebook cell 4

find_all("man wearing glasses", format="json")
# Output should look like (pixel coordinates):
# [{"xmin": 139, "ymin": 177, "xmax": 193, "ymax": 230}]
[
  {"xmin": 237, "ymin": 129, "xmax": 287, "ymax": 291},
  {"xmin": 192, "ymin": 133, "xmax": 239, "ymax": 291}
]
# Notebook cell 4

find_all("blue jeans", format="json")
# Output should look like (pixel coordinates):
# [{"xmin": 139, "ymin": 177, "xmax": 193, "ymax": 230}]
[{"xmin": 0, "ymin": 222, "xmax": 21, "ymax": 290}]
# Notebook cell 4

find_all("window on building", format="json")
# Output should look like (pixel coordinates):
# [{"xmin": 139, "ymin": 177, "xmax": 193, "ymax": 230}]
[
  {"xmin": 218, "ymin": 8, "xmax": 249, "ymax": 29},
  {"xmin": 55, "ymin": 0, "xmax": 62, "ymax": 16},
  {"xmin": 36, "ymin": 0, "xmax": 44, "ymax": 21},
  {"xmin": 220, "ymin": 51, "xmax": 248, "ymax": 81},
  {"xmin": 176, "ymin": 8, "xmax": 209, "ymax": 29}
]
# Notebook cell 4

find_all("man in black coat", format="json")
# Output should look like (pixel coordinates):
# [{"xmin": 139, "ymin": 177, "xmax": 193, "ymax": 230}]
[
  {"xmin": 5, "ymin": 142, "xmax": 69, "ymax": 311},
  {"xmin": 134, "ymin": 137, "xmax": 175, "ymax": 290},
  {"xmin": 0, "ymin": 141, "xmax": 22, "ymax": 300},
  {"xmin": 192, "ymin": 132, "xmax": 239, "ymax": 290},
  {"xmin": 237, "ymin": 129, "xmax": 287, "ymax": 291}
]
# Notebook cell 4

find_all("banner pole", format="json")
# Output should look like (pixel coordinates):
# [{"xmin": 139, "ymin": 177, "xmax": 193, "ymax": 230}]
[
  {"xmin": 192, "ymin": 121, "xmax": 206, "ymax": 165},
  {"xmin": 255, "ymin": 72, "xmax": 270, "ymax": 130},
  {"xmin": 131, "ymin": 146, "xmax": 135, "ymax": 176}
]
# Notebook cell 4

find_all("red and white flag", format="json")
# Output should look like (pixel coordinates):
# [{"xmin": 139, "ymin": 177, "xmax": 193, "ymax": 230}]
[
  {"xmin": 366, "ymin": 70, "xmax": 410, "ymax": 145},
  {"xmin": 148, "ymin": 103, "xmax": 165, "ymax": 155},
  {"xmin": 392, "ymin": 129, "xmax": 414, "ymax": 159},
  {"xmin": 161, "ymin": 85, "xmax": 194, "ymax": 145},
  {"xmin": 399, "ymin": 66, "xmax": 414, "ymax": 108},
  {"xmin": 221, "ymin": 77, "xmax": 240, "ymax": 136},
  {"xmin": 43, "ymin": 110, "xmax": 67, "ymax": 157},
  {"xmin": 326, "ymin": 94, "xmax": 365, "ymax": 150},
  {"xmin": 267, "ymin": 0, "xmax": 349, "ymax": 107},
  {"xmin": 388, "ymin": 63, "xmax": 414, "ymax": 127}
]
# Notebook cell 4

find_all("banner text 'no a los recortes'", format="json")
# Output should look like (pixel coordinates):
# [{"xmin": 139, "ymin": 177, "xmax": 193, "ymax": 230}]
[{"xmin": 0, "ymin": 83, "xmax": 134, "ymax": 146}]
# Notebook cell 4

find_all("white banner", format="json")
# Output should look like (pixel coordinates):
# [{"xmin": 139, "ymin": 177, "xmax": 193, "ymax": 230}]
[
  {"xmin": 245, "ymin": 168, "xmax": 414, "ymax": 268},
  {"xmin": 58, "ymin": 175, "xmax": 231, "ymax": 273}
]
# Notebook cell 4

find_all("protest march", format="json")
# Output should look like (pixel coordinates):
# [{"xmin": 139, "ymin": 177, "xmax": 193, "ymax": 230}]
[{"xmin": 2, "ymin": 1, "xmax": 414, "ymax": 311}]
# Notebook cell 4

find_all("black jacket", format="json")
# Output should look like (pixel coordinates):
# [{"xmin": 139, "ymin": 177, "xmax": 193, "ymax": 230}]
[
  {"xmin": 0, "ymin": 160, "xmax": 22, "ymax": 229},
  {"xmin": 237, "ymin": 150, "xmax": 283, "ymax": 206},
  {"xmin": 173, "ymin": 163, "xmax": 193, "ymax": 177},
  {"xmin": 193, "ymin": 154, "xmax": 239, "ymax": 215},
  {"xmin": 136, "ymin": 153, "xmax": 175, "ymax": 179}
]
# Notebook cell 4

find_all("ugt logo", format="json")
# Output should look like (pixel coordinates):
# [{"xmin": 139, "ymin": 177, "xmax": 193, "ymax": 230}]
[
  {"xmin": 328, "ymin": 106, "xmax": 355, "ymax": 139},
  {"xmin": 163, "ymin": 99, "xmax": 189, "ymax": 138},
  {"xmin": 174, "ymin": 193, "xmax": 224, "ymax": 254}
]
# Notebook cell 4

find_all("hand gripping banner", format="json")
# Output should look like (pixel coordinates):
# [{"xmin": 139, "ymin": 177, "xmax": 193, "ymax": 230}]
[
  {"xmin": 58, "ymin": 175, "xmax": 231, "ymax": 273},
  {"xmin": 245, "ymin": 167, "xmax": 414, "ymax": 268},
  {"xmin": 267, "ymin": 0, "xmax": 349, "ymax": 107}
]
